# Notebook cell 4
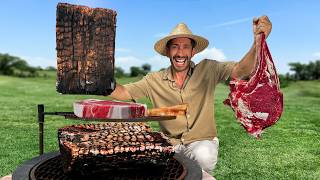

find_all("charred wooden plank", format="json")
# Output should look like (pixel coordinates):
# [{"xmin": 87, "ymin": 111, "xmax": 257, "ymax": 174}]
[{"xmin": 56, "ymin": 3, "xmax": 116, "ymax": 95}]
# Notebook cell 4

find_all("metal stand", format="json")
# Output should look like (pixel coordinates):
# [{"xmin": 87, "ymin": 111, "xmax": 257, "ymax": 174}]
[
  {"xmin": 37, "ymin": 105, "xmax": 44, "ymax": 155},
  {"xmin": 37, "ymin": 104, "xmax": 175, "ymax": 155},
  {"xmin": 37, "ymin": 104, "xmax": 75, "ymax": 155}
]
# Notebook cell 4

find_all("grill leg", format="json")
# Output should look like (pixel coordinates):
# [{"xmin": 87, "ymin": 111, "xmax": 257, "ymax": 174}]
[{"xmin": 38, "ymin": 104, "xmax": 44, "ymax": 155}]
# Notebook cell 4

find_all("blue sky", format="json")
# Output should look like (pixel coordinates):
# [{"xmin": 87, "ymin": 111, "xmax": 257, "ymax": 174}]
[{"xmin": 0, "ymin": 0, "xmax": 319, "ymax": 74}]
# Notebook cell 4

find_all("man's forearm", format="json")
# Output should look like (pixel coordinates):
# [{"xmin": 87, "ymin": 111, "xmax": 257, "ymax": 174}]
[
  {"xmin": 231, "ymin": 43, "xmax": 257, "ymax": 79},
  {"xmin": 109, "ymin": 83, "xmax": 132, "ymax": 101}
]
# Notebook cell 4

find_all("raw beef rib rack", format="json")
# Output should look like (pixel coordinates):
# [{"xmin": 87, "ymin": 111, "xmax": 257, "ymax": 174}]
[
  {"xmin": 58, "ymin": 122, "xmax": 175, "ymax": 173},
  {"xmin": 224, "ymin": 33, "xmax": 283, "ymax": 138}
]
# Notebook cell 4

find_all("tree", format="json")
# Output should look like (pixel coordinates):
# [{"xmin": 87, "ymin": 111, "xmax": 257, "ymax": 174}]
[
  {"xmin": 115, "ymin": 67, "xmax": 125, "ymax": 78},
  {"xmin": 308, "ymin": 61, "xmax": 320, "ymax": 80},
  {"xmin": 0, "ymin": 53, "xmax": 38, "ymax": 77},
  {"xmin": 130, "ymin": 64, "xmax": 153, "ymax": 77},
  {"xmin": 142, "ymin": 63, "xmax": 151, "ymax": 74},
  {"xmin": 315, "ymin": 60, "xmax": 320, "ymax": 79},
  {"xmin": 130, "ymin": 66, "xmax": 144, "ymax": 77},
  {"xmin": 45, "ymin": 66, "xmax": 57, "ymax": 71},
  {"xmin": 289, "ymin": 62, "xmax": 305, "ymax": 80},
  {"xmin": 0, "ymin": 54, "xmax": 15, "ymax": 75},
  {"xmin": 289, "ymin": 60, "xmax": 320, "ymax": 80}
]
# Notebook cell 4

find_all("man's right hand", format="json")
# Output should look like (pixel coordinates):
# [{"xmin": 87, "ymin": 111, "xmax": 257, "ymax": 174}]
[{"xmin": 253, "ymin": 15, "xmax": 272, "ymax": 41}]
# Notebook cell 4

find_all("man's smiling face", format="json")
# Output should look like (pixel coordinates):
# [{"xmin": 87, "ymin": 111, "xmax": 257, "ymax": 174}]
[{"xmin": 166, "ymin": 37, "xmax": 196, "ymax": 73}]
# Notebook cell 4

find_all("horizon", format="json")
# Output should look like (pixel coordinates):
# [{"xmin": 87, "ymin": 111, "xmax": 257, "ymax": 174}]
[{"xmin": 1, "ymin": 0, "xmax": 319, "ymax": 74}]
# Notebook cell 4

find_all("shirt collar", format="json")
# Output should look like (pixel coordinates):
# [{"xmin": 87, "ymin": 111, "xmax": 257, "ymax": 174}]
[{"xmin": 162, "ymin": 61, "xmax": 195, "ymax": 81}]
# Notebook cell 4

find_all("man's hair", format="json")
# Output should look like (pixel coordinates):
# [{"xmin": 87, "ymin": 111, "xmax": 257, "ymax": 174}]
[{"xmin": 166, "ymin": 38, "xmax": 196, "ymax": 49}]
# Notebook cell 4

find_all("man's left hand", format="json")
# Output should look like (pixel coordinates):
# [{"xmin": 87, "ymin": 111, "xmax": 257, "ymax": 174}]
[{"xmin": 253, "ymin": 15, "xmax": 272, "ymax": 40}]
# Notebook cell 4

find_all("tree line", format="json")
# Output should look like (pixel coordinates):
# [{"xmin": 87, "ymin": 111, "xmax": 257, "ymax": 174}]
[
  {"xmin": 0, "ymin": 53, "xmax": 39, "ymax": 77},
  {"xmin": 0, "ymin": 53, "xmax": 151, "ymax": 78},
  {"xmin": 288, "ymin": 61, "xmax": 320, "ymax": 80},
  {"xmin": 275, "ymin": 60, "xmax": 320, "ymax": 88},
  {"xmin": 1, "ymin": 53, "xmax": 319, "ymax": 82},
  {"xmin": 115, "ymin": 64, "xmax": 151, "ymax": 78},
  {"xmin": 0, "ymin": 53, "xmax": 58, "ymax": 77}
]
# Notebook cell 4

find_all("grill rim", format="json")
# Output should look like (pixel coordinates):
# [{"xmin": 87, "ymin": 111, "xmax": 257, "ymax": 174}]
[{"xmin": 13, "ymin": 151, "xmax": 202, "ymax": 180}]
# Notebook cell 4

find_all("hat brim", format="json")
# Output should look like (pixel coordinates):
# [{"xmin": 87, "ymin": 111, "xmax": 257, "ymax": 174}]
[{"xmin": 154, "ymin": 34, "xmax": 209, "ymax": 57}]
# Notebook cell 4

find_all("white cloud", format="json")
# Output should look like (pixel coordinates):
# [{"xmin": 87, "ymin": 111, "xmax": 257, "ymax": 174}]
[
  {"xmin": 20, "ymin": 55, "xmax": 56, "ymax": 68},
  {"xmin": 193, "ymin": 47, "xmax": 226, "ymax": 63},
  {"xmin": 115, "ymin": 56, "xmax": 142, "ymax": 72},
  {"xmin": 312, "ymin": 52, "xmax": 320, "ymax": 58},
  {"xmin": 147, "ymin": 55, "xmax": 171, "ymax": 71}
]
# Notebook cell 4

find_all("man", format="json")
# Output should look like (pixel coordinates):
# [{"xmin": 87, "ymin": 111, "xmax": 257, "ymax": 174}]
[{"xmin": 110, "ymin": 16, "xmax": 272, "ymax": 173}]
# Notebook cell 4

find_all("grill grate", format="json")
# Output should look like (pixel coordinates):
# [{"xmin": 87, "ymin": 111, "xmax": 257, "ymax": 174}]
[{"xmin": 30, "ymin": 154, "xmax": 186, "ymax": 180}]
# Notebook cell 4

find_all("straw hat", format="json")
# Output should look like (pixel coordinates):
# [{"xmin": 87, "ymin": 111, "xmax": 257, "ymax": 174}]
[{"xmin": 154, "ymin": 23, "xmax": 209, "ymax": 56}]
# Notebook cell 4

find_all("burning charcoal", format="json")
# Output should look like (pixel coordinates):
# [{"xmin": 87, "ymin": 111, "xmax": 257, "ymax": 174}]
[
  {"xmin": 90, "ymin": 148, "xmax": 99, "ymax": 155},
  {"xmin": 131, "ymin": 135, "xmax": 137, "ymax": 142},
  {"xmin": 106, "ymin": 143, "xmax": 113, "ymax": 149},
  {"xmin": 145, "ymin": 134, "xmax": 153, "ymax": 141},
  {"xmin": 137, "ymin": 134, "xmax": 145, "ymax": 142},
  {"xmin": 107, "ymin": 148, "xmax": 114, "ymax": 154},
  {"xmin": 149, "ymin": 143, "xmax": 155, "ymax": 150},
  {"xmin": 100, "ymin": 148, "xmax": 108, "ymax": 155},
  {"xmin": 120, "ymin": 146, "xmax": 125, "ymax": 153},
  {"xmin": 130, "ymin": 146, "xmax": 136, "ymax": 152},
  {"xmin": 58, "ymin": 122, "xmax": 174, "ymax": 173},
  {"xmin": 124, "ymin": 146, "xmax": 130, "ymax": 152},
  {"xmin": 117, "ymin": 136, "xmax": 124, "ymax": 142},
  {"xmin": 124, "ymin": 135, "xmax": 131, "ymax": 141},
  {"xmin": 106, "ymin": 134, "xmax": 113, "ymax": 140},
  {"xmin": 140, "ymin": 146, "xmax": 146, "ymax": 151},
  {"xmin": 114, "ymin": 146, "xmax": 120, "ymax": 153}
]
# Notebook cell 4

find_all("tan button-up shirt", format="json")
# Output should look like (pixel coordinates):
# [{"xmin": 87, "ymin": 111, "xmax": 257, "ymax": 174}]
[{"xmin": 124, "ymin": 59, "xmax": 236, "ymax": 145}]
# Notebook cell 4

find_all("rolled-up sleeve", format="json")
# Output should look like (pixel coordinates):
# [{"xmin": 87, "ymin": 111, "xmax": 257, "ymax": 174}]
[
  {"xmin": 215, "ymin": 61, "xmax": 238, "ymax": 82},
  {"xmin": 123, "ymin": 76, "xmax": 150, "ymax": 100}
]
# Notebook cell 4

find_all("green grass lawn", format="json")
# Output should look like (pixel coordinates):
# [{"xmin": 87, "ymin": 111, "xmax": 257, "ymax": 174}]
[{"xmin": 0, "ymin": 74, "xmax": 319, "ymax": 179}]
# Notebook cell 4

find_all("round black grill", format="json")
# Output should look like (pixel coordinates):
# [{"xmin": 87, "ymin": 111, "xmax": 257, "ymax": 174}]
[{"xmin": 13, "ymin": 152, "xmax": 202, "ymax": 180}]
